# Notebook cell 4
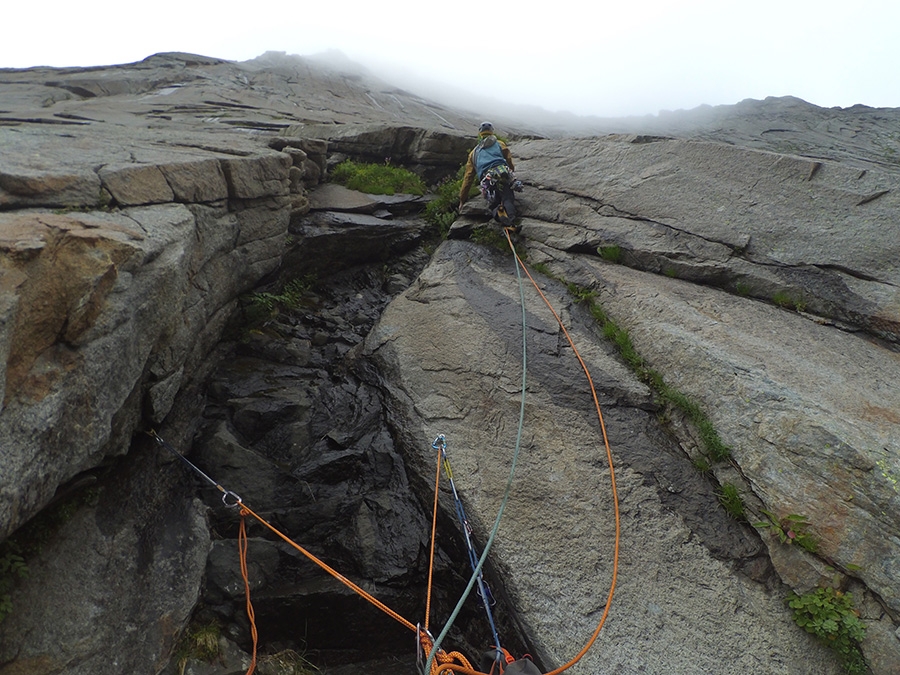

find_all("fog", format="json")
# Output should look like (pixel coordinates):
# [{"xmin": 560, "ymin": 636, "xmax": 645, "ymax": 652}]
[{"xmin": 4, "ymin": 0, "xmax": 899, "ymax": 118}]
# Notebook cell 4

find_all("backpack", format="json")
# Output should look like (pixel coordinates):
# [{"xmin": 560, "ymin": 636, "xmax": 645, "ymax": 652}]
[{"xmin": 474, "ymin": 135, "xmax": 508, "ymax": 179}]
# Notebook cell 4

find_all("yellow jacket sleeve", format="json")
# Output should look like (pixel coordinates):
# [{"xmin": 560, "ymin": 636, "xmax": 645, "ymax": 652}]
[
  {"xmin": 459, "ymin": 149, "xmax": 477, "ymax": 204},
  {"xmin": 500, "ymin": 141, "xmax": 515, "ymax": 172}
]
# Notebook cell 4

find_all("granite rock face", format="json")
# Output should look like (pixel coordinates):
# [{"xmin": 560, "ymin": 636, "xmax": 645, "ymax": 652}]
[{"xmin": 1, "ymin": 52, "xmax": 899, "ymax": 675}]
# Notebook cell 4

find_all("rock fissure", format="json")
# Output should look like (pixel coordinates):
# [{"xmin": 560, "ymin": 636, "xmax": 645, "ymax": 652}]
[{"xmin": 813, "ymin": 262, "xmax": 886, "ymax": 285}]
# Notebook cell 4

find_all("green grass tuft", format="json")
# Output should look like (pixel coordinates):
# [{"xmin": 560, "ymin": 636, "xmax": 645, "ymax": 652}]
[
  {"xmin": 716, "ymin": 483, "xmax": 746, "ymax": 520},
  {"xmin": 562, "ymin": 280, "xmax": 732, "ymax": 464},
  {"xmin": 598, "ymin": 245, "xmax": 623, "ymax": 263},
  {"xmin": 175, "ymin": 621, "xmax": 221, "ymax": 671},
  {"xmin": 424, "ymin": 165, "xmax": 470, "ymax": 237},
  {"xmin": 330, "ymin": 159, "xmax": 425, "ymax": 196},
  {"xmin": 772, "ymin": 290, "xmax": 806, "ymax": 312}
]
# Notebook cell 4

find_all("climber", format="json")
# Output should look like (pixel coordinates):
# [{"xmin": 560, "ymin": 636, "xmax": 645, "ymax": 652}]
[{"xmin": 458, "ymin": 121, "xmax": 523, "ymax": 227}]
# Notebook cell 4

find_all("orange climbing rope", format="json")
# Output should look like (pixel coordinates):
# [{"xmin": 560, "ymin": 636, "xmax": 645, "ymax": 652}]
[
  {"xmin": 238, "ymin": 512, "xmax": 258, "ymax": 675},
  {"xmin": 236, "ymin": 502, "xmax": 419, "ymax": 633},
  {"xmin": 237, "ymin": 502, "xmax": 473, "ymax": 675},
  {"xmin": 420, "ymin": 631, "xmax": 476, "ymax": 675},
  {"xmin": 231, "ymin": 229, "xmax": 622, "ymax": 675},
  {"xmin": 425, "ymin": 441, "xmax": 444, "ymax": 631},
  {"xmin": 502, "ymin": 227, "xmax": 622, "ymax": 674}
]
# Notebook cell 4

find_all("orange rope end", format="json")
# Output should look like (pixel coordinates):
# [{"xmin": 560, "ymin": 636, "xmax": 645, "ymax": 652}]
[{"xmin": 238, "ymin": 514, "xmax": 259, "ymax": 675}]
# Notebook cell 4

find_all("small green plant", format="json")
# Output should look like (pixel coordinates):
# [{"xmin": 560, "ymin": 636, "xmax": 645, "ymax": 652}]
[
  {"xmin": 425, "ymin": 166, "xmax": 467, "ymax": 237},
  {"xmin": 252, "ymin": 275, "xmax": 315, "ymax": 311},
  {"xmin": 787, "ymin": 587, "xmax": 867, "ymax": 674},
  {"xmin": 597, "ymin": 245, "xmax": 623, "ymax": 263},
  {"xmin": 602, "ymin": 319, "xmax": 644, "ymax": 372},
  {"xmin": 531, "ymin": 262, "xmax": 552, "ymax": 277},
  {"xmin": 754, "ymin": 510, "xmax": 817, "ymax": 552},
  {"xmin": 658, "ymin": 383, "xmax": 731, "ymax": 461},
  {"xmin": 329, "ymin": 159, "xmax": 425, "ymax": 196},
  {"xmin": 692, "ymin": 456, "xmax": 711, "ymax": 473},
  {"xmin": 0, "ymin": 484, "xmax": 100, "ymax": 623},
  {"xmin": 566, "ymin": 282, "xmax": 597, "ymax": 305},
  {"xmin": 175, "ymin": 621, "xmax": 221, "ymax": 674},
  {"xmin": 471, "ymin": 227, "xmax": 526, "ymax": 258},
  {"xmin": 557, "ymin": 274, "xmax": 739, "ymax": 472},
  {"xmin": 663, "ymin": 267, "xmax": 679, "ymax": 278},
  {"xmin": 716, "ymin": 483, "xmax": 746, "ymax": 520},
  {"xmin": 573, "ymin": 286, "xmax": 731, "ymax": 464},
  {"xmin": 735, "ymin": 281, "xmax": 752, "ymax": 296},
  {"xmin": 97, "ymin": 188, "xmax": 112, "ymax": 210},
  {"xmin": 471, "ymin": 227, "xmax": 510, "ymax": 250},
  {"xmin": 243, "ymin": 274, "xmax": 316, "ymax": 328},
  {"xmin": 772, "ymin": 291, "xmax": 806, "ymax": 312}
]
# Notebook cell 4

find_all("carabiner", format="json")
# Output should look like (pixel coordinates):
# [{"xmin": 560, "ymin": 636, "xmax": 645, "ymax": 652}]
[{"xmin": 221, "ymin": 490, "xmax": 243, "ymax": 508}]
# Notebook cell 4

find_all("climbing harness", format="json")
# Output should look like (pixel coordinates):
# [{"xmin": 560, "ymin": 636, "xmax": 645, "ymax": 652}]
[
  {"xmin": 151, "ymin": 224, "xmax": 621, "ymax": 675},
  {"xmin": 479, "ymin": 166, "xmax": 521, "ymax": 226}
]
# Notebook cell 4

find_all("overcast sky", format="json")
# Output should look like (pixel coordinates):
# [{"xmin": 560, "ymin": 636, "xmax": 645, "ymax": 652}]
[{"xmin": 4, "ymin": 0, "xmax": 898, "ymax": 118}]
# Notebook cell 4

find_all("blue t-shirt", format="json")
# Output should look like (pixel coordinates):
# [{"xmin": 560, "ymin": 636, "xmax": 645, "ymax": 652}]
[{"xmin": 475, "ymin": 136, "xmax": 507, "ymax": 178}]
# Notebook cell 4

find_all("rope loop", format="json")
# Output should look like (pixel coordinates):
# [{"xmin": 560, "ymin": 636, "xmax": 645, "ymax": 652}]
[{"xmin": 238, "ymin": 512, "xmax": 259, "ymax": 675}]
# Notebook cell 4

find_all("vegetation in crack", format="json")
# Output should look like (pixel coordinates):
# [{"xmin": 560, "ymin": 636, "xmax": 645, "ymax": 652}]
[
  {"xmin": 326, "ymin": 158, "xmax": 476, "ymax": 241},
  {"xmin": 772, "ymin": 290, "xmax": 807, "ymax": 313},
  {"xmin": 424, "ymin": 164, "xmax": 468, "ymax": 236},
  {"xmin": 754, "ymin": 510, "xmax": 818, "ymax": 553},
  {"xmin": 715, "ymin": 482, "xmax": 746, "ymax": 520},
  {"xmin": 470, "ymin": 227, "xmax": 528, "ymax": 261},
  {"xmin": 52, "ymin": 187, "xmax": 114, "ymax": 214},
  {"xmin": 239, "ymin": 274, "xmax": 318, "ymax": 335},
  {"xmin": 174, "ymin": 621, "xmax": 221, "ymax": 674},
  {"xmin": 787, "ymin": 587, "xmax": 867, "ymax": 674},
  {"xmin": 0, "ymin": 551, "xmax": 28, "ymax": 624},
  {"xmin": 549, "ymin": 276, "xmax": 734, "ymax": 467},
  {"xmin": 597, "ymin": 245, "xmax": 623, "ymax": 263},
  {"xmin": 549, "ymin": 271, "xmax": 873, "ymax": 673},
  {"xmin": 329, "ymin": 159, "xmax": 425, "ymax": 196}
]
